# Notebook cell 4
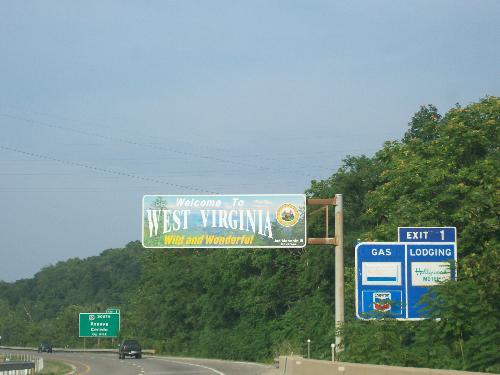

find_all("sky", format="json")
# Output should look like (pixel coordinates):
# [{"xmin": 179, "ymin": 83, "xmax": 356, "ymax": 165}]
[{"xmin": 0, "ymin": 1, "xmax": 499, "ymax": 282}]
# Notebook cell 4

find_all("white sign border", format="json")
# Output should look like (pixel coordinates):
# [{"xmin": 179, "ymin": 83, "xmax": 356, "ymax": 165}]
[
  {"xmin": 78, "ymin": 312, "xmax": 120, "ymax": 338},
  {"xmin": 141, "ymin": 194, "xmax": 308, "ymax": 249},
  {"xmin": 355, "ymin": 241, "xmax": 457, "ymax": 321}
]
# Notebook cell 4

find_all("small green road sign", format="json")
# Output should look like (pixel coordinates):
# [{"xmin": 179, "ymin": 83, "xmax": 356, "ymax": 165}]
[
  {"xmin": 79, "ymin": 313, "xmax": 120, "ymax": 337},
  {"xmin": 106, "ymin": 308, "xmax": 120, "ymax": 314}
]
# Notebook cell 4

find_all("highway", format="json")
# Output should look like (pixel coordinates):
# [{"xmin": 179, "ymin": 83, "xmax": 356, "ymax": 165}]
[{"xmin": 1, "ymin": 350, "xmax": 278, "ymax": 375}]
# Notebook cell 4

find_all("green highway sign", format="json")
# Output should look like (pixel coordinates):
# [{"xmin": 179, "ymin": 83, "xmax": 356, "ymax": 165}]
[
  {"xmin": 106, "ymin": 308, "xmax": 120, "ymax": 314},
  {"xmin": 79, "ymin": 313, "xmax": 120, "ymax": 337}
]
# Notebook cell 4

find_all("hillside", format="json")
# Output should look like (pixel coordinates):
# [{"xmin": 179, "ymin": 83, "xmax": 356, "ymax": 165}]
[
  {"xmin": 0, "ymin": 97, "xmax": 498, "ymax": 372},
  {"xmin": 0, "ymin": 241, "xmax": 143, "ymax": 346}
]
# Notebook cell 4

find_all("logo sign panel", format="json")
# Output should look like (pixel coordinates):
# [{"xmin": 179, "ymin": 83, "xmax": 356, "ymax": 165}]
[
  {"xmin": 356, "ymin": 243, "xmax": 406, "ymax": 319},
  {"xmin": 142, "ymin": 194, "xmax": 306, "ymax": 248},
  {"xmin": 356, "ymin": 242, "xmax": 456, "ymax": 320},
  {"xmin": 362, "ymin": 262, "xmax": 401, "ymax": 286},
  {"xmin": 406, "ymin": 243, "xmax": 456, "ymax": 319},
  {"xmin": 411, "ymin": 262, "xmax": 451, "ymax": 286},
  {"xmin": 79, "ymin": 313, "xmax": 120, "ymax": 338},
  {"xmin": 373, "ymin": 292, "xmax": 392, "ymax": 312}
]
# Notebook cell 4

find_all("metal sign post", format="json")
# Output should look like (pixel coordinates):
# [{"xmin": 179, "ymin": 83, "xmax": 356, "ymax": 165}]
[
  {"xmin": 306, "ymin": 194, "xmax": 344, "ymax": 351},
  {"xmin": 334, "ymin": 195, "xmax": 344, "ymax": 350}
]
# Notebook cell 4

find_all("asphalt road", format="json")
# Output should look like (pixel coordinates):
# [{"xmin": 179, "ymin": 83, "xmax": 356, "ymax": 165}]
[{"xmin": 2, "ymin": 351, "xmax": 278, "ymax": 375}]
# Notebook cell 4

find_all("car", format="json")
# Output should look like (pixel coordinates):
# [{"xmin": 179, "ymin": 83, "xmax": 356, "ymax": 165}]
[
  {"xmin": 38, "ymin": 342, "xmax": 53, "ymax": 353},
  {"xmin": 118, "ymin": 339, "xmax": 142, "ymax": 359}
]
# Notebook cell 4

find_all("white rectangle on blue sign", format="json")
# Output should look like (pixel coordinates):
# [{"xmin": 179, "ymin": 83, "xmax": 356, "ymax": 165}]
[
  {"xmin": 362, "ymin": 262, "xmax": 401, "ymax": 286},
  {"xmin": 398, "ymin": 227, "xmax": 456, "ymax": 243},
  {"xmin": 411, "ymin": 262, "xmax": 451, "ymax": 286}
]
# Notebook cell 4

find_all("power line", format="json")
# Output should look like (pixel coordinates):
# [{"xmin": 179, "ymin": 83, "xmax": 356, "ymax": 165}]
[
  {"xmin": 0, "ymin": 113, "xmax": 341, "ymax": 176},
  {"xmin": 0, "ymin": 145, "xmax": 218, "ymax": 194}
]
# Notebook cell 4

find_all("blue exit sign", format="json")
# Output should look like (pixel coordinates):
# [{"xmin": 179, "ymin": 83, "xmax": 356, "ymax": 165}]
[
  {"xmin": 398, "ymin": 227, "xmax": 456, "ymax": 243},
  {"xmin": 355, "ymin": 242, "xmax": 457, "ymax": 320}
]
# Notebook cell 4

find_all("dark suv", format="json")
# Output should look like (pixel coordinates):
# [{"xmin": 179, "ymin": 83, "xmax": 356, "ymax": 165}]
[
  {"xmin": 118, "ymin": 339, "xmax": 142, "ymax": 359},
  {"xmin": 38, "ymin": 342, "xmax": 53, "ymax": 353}
]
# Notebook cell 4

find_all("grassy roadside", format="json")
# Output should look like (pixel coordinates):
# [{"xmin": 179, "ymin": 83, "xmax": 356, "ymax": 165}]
[{"xmin": 38, "ymin": 359, "xmax": 73, "ymax": 375}]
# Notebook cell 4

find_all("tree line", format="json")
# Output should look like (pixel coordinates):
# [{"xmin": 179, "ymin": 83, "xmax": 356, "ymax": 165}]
[{"xmin": 0, "ymin": 97, "xmax": 498, "ymax": 373}]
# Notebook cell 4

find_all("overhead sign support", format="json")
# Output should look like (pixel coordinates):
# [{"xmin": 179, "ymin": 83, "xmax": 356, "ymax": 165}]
[
  {"xmin": 141, "ymin": 194, "xmax": 345, "ymax": 353},
  {"xmin": 306, "ymin": 195, "xmax": 343, "ymax": 352}
]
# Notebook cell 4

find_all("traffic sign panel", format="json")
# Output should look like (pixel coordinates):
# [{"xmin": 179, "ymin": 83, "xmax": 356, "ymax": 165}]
[
  {"xmin": 356, "ymin": 243, "xmax": 406, "ymax": 319},
  {"xmin": 79, "ymin": 313, "xmax": 120, "ymax": 337},
  {"xmin": 398, "ymin": 227, "xmax": 456, "ymax": 243},
  {"xmin": 356, "ymin": 242, "xmax": 456, "ymax": 320},
  {"xmin": 406, "ymin": 243, "xmax": 456, "ymax": 319}
]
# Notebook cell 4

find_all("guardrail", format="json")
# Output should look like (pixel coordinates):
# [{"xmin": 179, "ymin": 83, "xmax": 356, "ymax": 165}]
[
  {"xmin": 0, "ymin": 352, "xmax": 43, "ymax": 375},
  {"xmin": 0, "ymin": 361, "xmax": 35, "ymax": 371},
  {"xmin": 0, "ymin": 346, "xmax": 155, "ymax": 354},
  {"xmin": 278, "ymin": 356, "xmax": 487, "ymax": 375}
]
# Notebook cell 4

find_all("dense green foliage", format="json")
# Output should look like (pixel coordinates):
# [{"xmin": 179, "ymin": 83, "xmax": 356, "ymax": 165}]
[
  {"xmin": 0, "ymin": 97, "xmax": 498, "ymax": 372},
  {"xmin": 0, "ymin": 242, "xmax": 142, "ymax": 347},
  {"xmin": 321, "ymin": 97, "xmax": 500, "ymax": 373}
]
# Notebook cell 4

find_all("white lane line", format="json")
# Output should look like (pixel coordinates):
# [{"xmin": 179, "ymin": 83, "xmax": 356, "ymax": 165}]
[{"xmin": 153, "ymin": 358, "xmax": 226, "ymax": 375}]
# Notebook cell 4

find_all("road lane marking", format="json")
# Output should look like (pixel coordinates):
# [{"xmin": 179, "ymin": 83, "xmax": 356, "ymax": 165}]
[
  {"xmin": 55, "ymin": 358, "xmax": 92, "ymax": 375},
  {"xmin": 152, "ymin": 358, "xmax": 225, "ymax": 375},
  {"xmin": 67, "ymin": 364, "xmax": 77, "ymax": 375},
  {"xmin": 74, "ymin": 360, "xmax": 91, "ymax": 375},
  {"xmin": 48, "ymin": 356, "xmax": 91, "ymax": 375}
]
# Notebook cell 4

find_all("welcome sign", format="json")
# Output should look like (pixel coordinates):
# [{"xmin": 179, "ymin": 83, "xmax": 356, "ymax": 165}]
[{"xmin": 142, "ymin": 194, "xmax": 306, "ymax": 248}]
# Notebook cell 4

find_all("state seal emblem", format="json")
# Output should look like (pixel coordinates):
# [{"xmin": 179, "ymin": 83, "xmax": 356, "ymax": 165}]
[{"xmin": 276, "ymin": 203, "xmax": 300, "ymax": 227}]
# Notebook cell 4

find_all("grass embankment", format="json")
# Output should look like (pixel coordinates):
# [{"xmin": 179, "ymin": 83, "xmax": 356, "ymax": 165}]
[{"xmin": 38, "ymin": 359, "xmax": 73, "ymax": 375}]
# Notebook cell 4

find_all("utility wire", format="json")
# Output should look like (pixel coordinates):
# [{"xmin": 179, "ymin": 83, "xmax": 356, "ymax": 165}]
[
  {"xmin": 0, "ymin": 113, "xmax": 339, "ymax": 176},
  {"xmin": 2, "ymin": 105, "xmax": 383, "ymax": 156},
  {"xmin": 0, "ymin": 145, "xmax": 218, "ymax": 194}
]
